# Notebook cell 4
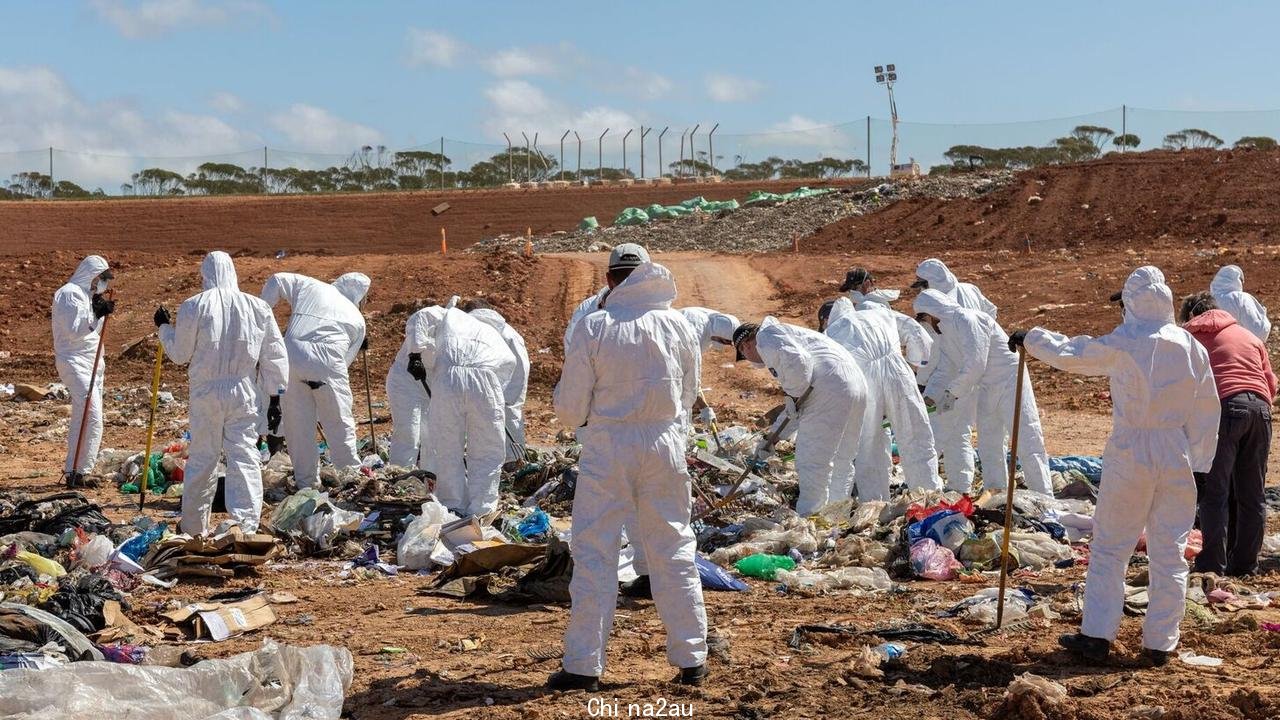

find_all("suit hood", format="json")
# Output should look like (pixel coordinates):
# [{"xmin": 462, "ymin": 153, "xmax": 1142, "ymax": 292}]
[
  {"xmin": 1122, "ymin": 265, "xmax": 1175, "ymax": 326},
  {"xmin": 828, "ymin": 296, "xmax": 857, "ymax": 327},
  {"xmin": 1210, "ymin": 265, "xmax": 1244, "ymax": 298},
  {"xmin": 913, "ymin": 288, "xmax": 960, "ymax": 319},
  {"xmin": 201, "ymin": 251, "xmax": 239, "ymax": 291},
  {"xmin": 602, "ymin": 262, "xmax": 676, "ymax": 311},
  {"xmin": 332, "ymin": 272, "xmax": 371, "ymax": 305},
  {"xmin": 916, "ymin": 258, "xmax": 958, "ymax": 295},
  {"xmin": 469, "ymin": 307, "xmax": 509, "ymax": 332},
  {"xmin": 69, "ymin": 255, "xmax": 109, "ymax": 292},
  {"xmin": 706, "ymin": 311, "xmax": 741, "ymax": 343}
]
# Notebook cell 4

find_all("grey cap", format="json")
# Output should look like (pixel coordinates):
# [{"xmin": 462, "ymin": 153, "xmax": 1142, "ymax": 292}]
[{"xmin": 608, "ymin": 243, "xmax": 650, "ymax": 270}]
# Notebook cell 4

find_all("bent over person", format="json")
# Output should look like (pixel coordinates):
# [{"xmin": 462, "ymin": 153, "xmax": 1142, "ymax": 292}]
[{"xmin": 549, "ymin": 261, "xmax": 708, "ymax": 690}]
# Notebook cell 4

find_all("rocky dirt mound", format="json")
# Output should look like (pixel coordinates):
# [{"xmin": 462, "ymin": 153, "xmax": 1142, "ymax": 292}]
[
  {"xmin": 470, "ymin": 172, "xmax": 1013, "ymax": 254},
  {"xmin": 801, "ymin": 148, "xmax": 1280, "ymax": 254}
]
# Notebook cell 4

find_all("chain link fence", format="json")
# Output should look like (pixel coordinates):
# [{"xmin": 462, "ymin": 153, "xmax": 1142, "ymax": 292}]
[{"xmin": 2, "ymin": 106, "xmax": 1278, "ymax": 198}]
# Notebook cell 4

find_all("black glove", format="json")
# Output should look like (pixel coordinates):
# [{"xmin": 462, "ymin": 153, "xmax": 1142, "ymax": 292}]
[
  {"xmin": 407, "ymin": 352, "xmax": 427, "ymax": 382},
  {"xmin": 1007, "ymin": 329, "xmax": 1028, "ymax": 354},
  {"xmin": 360, "ymin": 337, "xmax": 368, "ymax": 352},
  {"xmin": 267, "ymin": 395, "xmax": 282, "ymax": 434},
  {"xmin": 266, "ymin": 434, "xmax": 286, "ymax": 456},
  {"xmin": 153, "ymin": 306, "xmax": 171, "ymax": 328},
  {"xmin": 91, "ymin": 294, "xmax": 115, "ymax": 319}
]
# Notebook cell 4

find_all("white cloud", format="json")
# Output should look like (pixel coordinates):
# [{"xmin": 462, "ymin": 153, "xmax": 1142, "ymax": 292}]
[
  {"xmin": 483, "ymin": 47, "xmax": 560, "ymax": 77},
  {"xmin": 481, "ymin": 80, "xmax": 640, "ymax": 167},
  {"xmin": 0, "ymin": 65, "xmax": 263, "ymax": 190},
  {"xmin": 485, "ymin": 80, "xmax": 555, "ymax": 118},
  {"xmin": 90, "ymin": 0, "xmax": 271, "ymax": 39},
  {"xmin": 622, "ymin": 67, "xmax": 672, "ymax": 100},
  {"xmin": 738, "ymin": 114, "xmax": 853, "ymax": 157},
  {"xmin": 705, "ymin": 72, "xmax": 764, "ymax": 102},
  {"xmin": 405, "ymin": 28, "xmax": 465, "ymax": 68},
  {"xmin": 209, "ymin": 91, "xmax": 244, "ymax": 114},
  {"xmin": 268, "ymin": 103, "xmax": 382, "ymax": 153}
]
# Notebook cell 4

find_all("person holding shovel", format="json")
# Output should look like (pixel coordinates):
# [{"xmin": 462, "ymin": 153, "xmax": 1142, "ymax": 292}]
[
  {"xmin": 1009, "ymin": 266, "xmax": 1220, "ymax": 664},
  {"xmin": 156, "ymin": 251, "xmax": 288, "ymax": 535},
  {"xmin": 52, "ymin": 255, "xmax": 114, "ymax": 488},
  {"xmin": 733, "ymin": 317, "xmax": 868, "ymax": 515}
]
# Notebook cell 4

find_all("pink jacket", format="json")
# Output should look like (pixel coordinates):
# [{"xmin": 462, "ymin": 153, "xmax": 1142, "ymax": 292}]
[{"xmin": 1184, "ymin": 309, "xmax": 1277, "ymax": 400}]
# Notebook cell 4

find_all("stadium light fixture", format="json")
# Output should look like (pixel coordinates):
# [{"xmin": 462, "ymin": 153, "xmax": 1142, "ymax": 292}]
[{"xmin": 873, "ymin": 63, "xmax": 901, "ymax": 172}]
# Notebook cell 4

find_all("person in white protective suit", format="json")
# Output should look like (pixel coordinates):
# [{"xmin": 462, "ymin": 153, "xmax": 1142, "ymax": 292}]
[
  {"xmin": 385, "ymin": 305, "xmax": 447, "ymax": 468},
  {"xmin": 822, "ymin": 297, "xmax": 941, "ymax": 500},
  {"xmin": 564, "ymin": 243, "xmax": 655, "ymax": 599},
  {"xmin": 840, "ymin": 267, "xmax": 933, "ymax": 370},
  {"xmin": 1209, "ymin": 264, "xmax": 1271, "ymax": 342},
  {"xmin": 156, "ymin": 251, "xmax": 289, "ymax": 535},
  {"xmin": 678, "ymin": 306, "xmax": 741, "ymax": 426},
  {"xmin": 1010, "ymin": 266, "xmax": 1220, "ymax": 664},
  {"xmin": 409, "ymin": 307, "xmax": 515, "ymax": 517},
  {"xmin": 261, "ymin": 272, "xmax": 368, "ymax": 489},
  {"xmin": 52, "ymin": 255, "xmax": 115, "ymax": 487},
  {"xmin": 913, "ymin": 289, "xmax": 1052, "ymax": 495},
  {"xmin": 734, "ymin": 317, "xmax": 869, "ymax": 515},
  {"xmin": 463, "ymin": 299, "xmax": 531, "ymax": 462},
  {"xmin": 911, "ymin": 258, "xmax": 998, "ymax": 492},
  {"xmin": 548, "ymin": 261, "xmax": 708, "ymax": 691}
]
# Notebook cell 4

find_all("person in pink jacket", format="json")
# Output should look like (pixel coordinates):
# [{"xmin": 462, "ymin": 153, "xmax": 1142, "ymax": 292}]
[{"xmin": 1181, "ymin": 292, "xmax": 1277, "ymax": 576}]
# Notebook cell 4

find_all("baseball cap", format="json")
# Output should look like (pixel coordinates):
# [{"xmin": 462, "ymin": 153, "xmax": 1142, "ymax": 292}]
[
  {"xmin": 732, "ymin": 322, "xmax": 759, "ymax": 362},
  {"xmin": 838, "ymin": 268, "xmax": 871, "ymax": 292},
  {"xmin": 818, "ymin": 299, "xmax": 837, "ymax": 327},
  {"xmin": 909, "ymin": 277, "xmax": 928, "ymax": 289},
  {"xmin": 608, "ymin": 243, "xmax": 650, "ymax": 270}
]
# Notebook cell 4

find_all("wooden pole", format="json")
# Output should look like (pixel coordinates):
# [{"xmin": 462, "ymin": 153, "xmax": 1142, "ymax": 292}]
[
  {"xmin": 995, "ymin": 347, "xmax": 1028, "ymax": 628},
  {"xmin": 140, "ymin": 339, "xmax": 165, "ymax": 511}
]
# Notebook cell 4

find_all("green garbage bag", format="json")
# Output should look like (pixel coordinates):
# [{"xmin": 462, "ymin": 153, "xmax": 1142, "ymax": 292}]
[
  {"xmin": 702, "ymin": 199, "xmax": 740, "ymax": 213},
  {"xmin": 613, "ymin": 207, "xmax": 650, "ymax": 226},
  {"xmin": 680, "ymin": 196, "xmax": 709, "ymax": 210},
  {"xmin": 578, "ymin": 216, "xmax": 599, "ymax": 231}
]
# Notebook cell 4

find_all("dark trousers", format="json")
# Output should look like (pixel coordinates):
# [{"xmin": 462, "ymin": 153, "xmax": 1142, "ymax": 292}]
[{"xmin": 1194, "ymin": 391, "xmax": 1272, "ymax": 576}]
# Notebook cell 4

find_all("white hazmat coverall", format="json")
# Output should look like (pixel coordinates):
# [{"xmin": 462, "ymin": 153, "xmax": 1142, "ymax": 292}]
[
  {"xmin": 413, "ymin": 308, "xmax": 516, "ymax": 517},
  {"xmin": 1210, "ymin": 265, "xmax": 1271, "ymax": 342},
  {"xmin": 555, "ymin": 262, "xmax": 706, "ymax": 677},
  {"xmin": 756, "ymin": 317, "xmax": 868, "ymax": 515},
  {"xmin": 914, "ymin": 289, "xmax": 1052, "ymax": 495},
  {"xmin": 160, "ymin": 252, "xmax": 289, "ymax": 535},
  {"xmin": 679, "ymin": 306, "xmax": 742, "ymax": 355},
  {"xmin": 1025, "ymin": 266, "xmax": 1220, "ymax": 652},
  {"xmin": 470, "ymin": 308, "xmax": 531, "ymax": 462},
  {"xmin": 914, "ymin": 258, "xmax": 998, "ymax": 492},
  {"xmin": 385, "ymin": 307, "xmax": 445, "ymax": 468},
  {"xmin": 261, "ymin": 272, "xmax": 368, "ymax": 489},
  {"xmin": 52, "ymin": 255, "xmax": 109, "ymax": 475},
  {"xmin": 825, "ymin": 298, "xmax": 940, "ymax": 500},
  {"xmin": 847, "ymin": 288, "xmax": 933, "ymax": 368}
]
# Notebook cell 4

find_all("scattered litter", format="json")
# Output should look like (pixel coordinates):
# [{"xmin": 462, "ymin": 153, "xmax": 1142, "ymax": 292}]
[{"xmin": 1178, "ymin": 650, "xmax": 1223, "ymax": 667}]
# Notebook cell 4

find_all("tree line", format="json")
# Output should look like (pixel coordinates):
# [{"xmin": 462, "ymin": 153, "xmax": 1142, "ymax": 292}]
[{"xmin": 0, "ymin": 145, "xmax": 868, "ymax": 199}]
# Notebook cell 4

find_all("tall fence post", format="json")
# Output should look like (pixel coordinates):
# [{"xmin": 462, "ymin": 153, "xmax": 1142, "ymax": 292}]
[
  {"xmin": 622, "ymin": 128, "xmax": 633, "ymax": 178},
  {"xmin": 640, "ymin": 126, "xmax": 652, "ymax": 179},
  {"xmin": 560, "ymin": 130, "xmax": 570, "ymax": 181},
  {"xmin": 658, "ymin": 127, "xmax": 669, "ymax": 179},
  {"xmin": 1121, "ymin": 105, "xmax": 1127, "ymax": 153},
  {"xmin": 440, "ymin": 136, "xmax": 445, "ymax": 188},
  {"xmin": 597, "ymin": 128, "xmax": 609, "ymax": 183},
  {"xmin": 574, "ymin": 131, "xmax": 582, "ymax": 181},
  {"xmin": 48, "ymin": 147, "xmax": 53, "ymax": 194},
  {"xmin": 522, "ymin": 132, "xmax": 532, "ymax": 182},
  {"xmin": 689, "ymin": 124, "xmax": 700, "ymax": 177},
  {"xmin": 678, "ymin": 129, "xmax": 688, "ymax": 177},
  {"xmin": 708, "ymin": 123, "xmax": 719, "ymax": 177},
  {"xmin": 865, "ymin": 116, "xmax": 871, "ymax": 177},
  {"xmin": 502, "ymin": 133, "xmax": 513, "ymax": 183}
]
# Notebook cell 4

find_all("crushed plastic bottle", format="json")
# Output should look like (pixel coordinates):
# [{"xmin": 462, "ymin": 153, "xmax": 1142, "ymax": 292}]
[{"xmin": 874, "ymin": 642, "xmax": 905, "ymax": 661}]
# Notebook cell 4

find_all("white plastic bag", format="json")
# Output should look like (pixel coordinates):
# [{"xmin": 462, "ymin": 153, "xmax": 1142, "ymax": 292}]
[
  {"xmin": 0, "ymin": 639, "xmax": 352, "ymax": 720},
  {"xmin": 397, "ymin": 500, "xmax": 456, "ymax": 570},
  {"xmin": 775, "ymin": 566, "xmax": 891, "ymax": 596},
  {"xmin": 74, "ymin": 535, "xmax": 114, "ymax": 568}
]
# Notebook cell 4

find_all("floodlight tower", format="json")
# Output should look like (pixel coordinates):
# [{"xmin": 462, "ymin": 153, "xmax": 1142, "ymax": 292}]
[{"xmin": 874, "ymin": 64, "xmax": 900, "ymax": 172}]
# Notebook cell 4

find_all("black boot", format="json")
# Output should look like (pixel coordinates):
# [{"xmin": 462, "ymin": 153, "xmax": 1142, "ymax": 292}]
[
  {"xmin": 620, "ymin": 575, "xmax": 653, "ymax": 599},
  {"xmin": 675, "ymin": 664, "xmax": 709, "ymax": 686},
  {"xmin": 1144, "ymin": 648, "xmax": 1171, "ymax": 667},
  {"xmin": 1057, "ymin": 633, "xmax": 1110, "ymax": 663},
  {"xmin": 546, "ymin": 669, "xmax": 600, "ymax": 692}
]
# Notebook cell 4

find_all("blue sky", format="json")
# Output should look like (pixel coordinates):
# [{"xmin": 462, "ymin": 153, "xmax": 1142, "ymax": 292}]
[{"xmin": 3, "ymin": 1, "xmax": 1280, "ymax": 186}]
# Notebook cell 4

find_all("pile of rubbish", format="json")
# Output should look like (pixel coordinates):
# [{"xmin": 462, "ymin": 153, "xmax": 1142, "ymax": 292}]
[{"xmin": 469, "ymin": 172, "xmax": 1015, "ymax": 255}]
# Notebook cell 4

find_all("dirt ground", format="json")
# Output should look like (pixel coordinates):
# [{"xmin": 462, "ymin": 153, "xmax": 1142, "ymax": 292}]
[{"xmin": 3, "ymin": 152, "xmax": 1280, "ymax": 719}]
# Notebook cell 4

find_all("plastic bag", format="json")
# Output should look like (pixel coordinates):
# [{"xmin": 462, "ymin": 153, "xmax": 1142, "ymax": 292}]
[
  {"xmin": 906, "ymin": 495, "xmax": 975, "ymax": 522},
  {"xmin": 516, "ymin": 509, "xmax": 551, "ymax": 539},
  {"xmin": 12, "ymin": 549, "xmax": 66, "ymax": 578},
  {"xmin": 0, "ymin": 639, "xmax": 352, "ymax": 720},
  {"xmin": 397, "ymin": 501, "xmax": 455, "ymax": 570},
  {"xmin": 993, "ymin": 529, "xmax": 1071, "ymax": 570},
  {"xmin": 119, "ymin": 523, "xmax": 167, "ymax": 562},
  {"xmin": 695, "ymin": 555, "xmax": 748, "ymax": 592},
  {"xmin": 774, "ymin": 566, "xmax": 891, "ymax": 596},
  {"xmin": 953, "ymin": 587, "xmax": 1034, "ymax": 624},
  {"xmin": 270, "ymin": 489, "xmax": 325, "ymax": 533},
  {"xmin": 734, "ymin": 553, "xmax": 796, "ymax": 580},
  {"xmin": 73, "ymin": 534, "xmax": 114, "ymax": 569},
  {"xmin": 925, "ymin": 512, "xmax": 973, "ymax": 552},
  {"xmin": 850, "ymin": 501, "xmax": 887, "ymax": 532},
  {"xmin": 909, "ymin": 539, "xmax": 962, "ymax": 581},
  {"xmin": 300, "ymin": 507, "xmax": 363, "ymax": 550}
]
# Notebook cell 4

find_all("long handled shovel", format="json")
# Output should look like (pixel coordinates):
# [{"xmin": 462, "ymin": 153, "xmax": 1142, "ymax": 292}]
[
  {"xmin": 68, "ymin": 315, "xmax": 109, "ymax": 487},
  {"xmin": 995, "ymin": 346, "xmax": 1028, "ymax": 629},
  {"xmin": 361, "ymin": 348, "xmax": 377, "ymax": 457},
  {"xmin": 699, "ymin": 391, "xmax": 727, "ymax": 456},
  {"xmin": 140, "ymin": 337, "xmax": 164, "ymax": 512}
]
